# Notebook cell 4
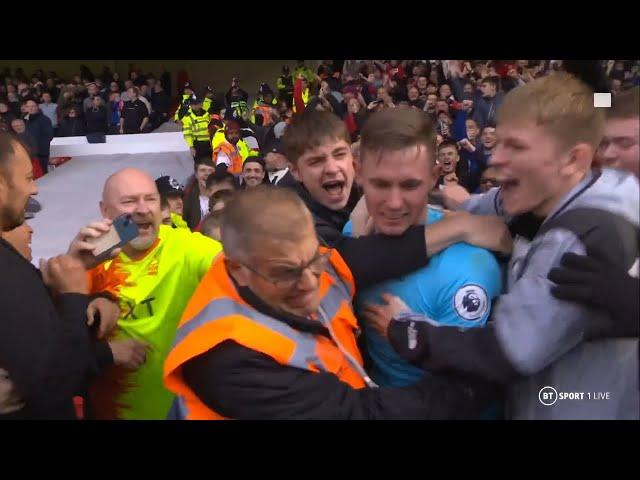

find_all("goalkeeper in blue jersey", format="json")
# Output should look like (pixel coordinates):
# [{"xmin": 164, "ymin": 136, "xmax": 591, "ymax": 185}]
[{"xmin": 343, "ymin": 109, "xmax": 502, "ymax": 404}]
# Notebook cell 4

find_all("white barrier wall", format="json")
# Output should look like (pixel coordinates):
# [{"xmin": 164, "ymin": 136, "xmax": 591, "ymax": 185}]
[
  {"xmin": 50, "ymin": 131, "xmax": 189, "ymax": 157},
  {"xmin": 30, "ymin": 132, "xmax": 194, "ymax": 265}
]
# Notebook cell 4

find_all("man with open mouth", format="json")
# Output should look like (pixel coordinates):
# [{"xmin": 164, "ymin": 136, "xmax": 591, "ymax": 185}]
[
  {"xmin": 282, "ymin": 110, "xmax": 512, "ymax": 263},
  {"xmin": 337, "ymin": 109, "xmax": 503, "ymax": 420},
  {"xmin": 77, "ymin": 167, "xmax": 223, "ymax": 420},
  {"xmin": 381, "ymin": 72, "xmax": 639, "ymax": 420}
]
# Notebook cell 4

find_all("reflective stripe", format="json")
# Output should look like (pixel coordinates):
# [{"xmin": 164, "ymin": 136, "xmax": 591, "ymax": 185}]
[
  {"xmin": 326, "ymin": 264, "xmax": 354, "ymax": 301},
  {"xmin": 173, "ymin": 264, "xmax": 361, "ymax": 377},
  {"xmin": 183, "ymin": 112, "xmax": 210, "ymax": 144},
  {"xmin": 174, "ymin": 297, "xmax": 324, "ymax": 370}
]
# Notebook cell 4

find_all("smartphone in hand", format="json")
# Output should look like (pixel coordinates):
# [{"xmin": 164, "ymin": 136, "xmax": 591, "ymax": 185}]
[{"xmin": 88, "ymin": 214, "xmax": 140, "ymax": 263}]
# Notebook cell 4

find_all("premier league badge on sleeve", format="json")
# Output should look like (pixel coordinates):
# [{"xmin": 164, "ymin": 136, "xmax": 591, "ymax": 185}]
[{"xmin": 454, "ymin": 285, "xmax": 489, "ymax": 322}]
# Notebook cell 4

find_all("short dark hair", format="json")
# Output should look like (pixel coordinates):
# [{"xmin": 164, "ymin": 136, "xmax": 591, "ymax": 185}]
[
  {"xmin": 205, "ymin": 169, "xmax": 236, "ymax": 190},
  {"xmin": 282, "ymin": 110, "xmax": 350, "ymax": 165},
  {"xmin": 438, "ymin": 140, "xmax": 459, "ymax": 152},
  {"xmin": 0, "ymin": 131, "xmax": 29, "ymax": 176},
  {"xmin": 482, "ymin": 76, "xmax": 500, "ymax": 89},
  {"xmin": 242, "ymin": 156, "xmax": 266, "ymax": 171},
  {"xmin": 160, "ymin": 195, "xmax": 170, "ymax": 210},
  {"xmin": 195, "ymin": 155, "xmax": 215, "ymax": 169}
]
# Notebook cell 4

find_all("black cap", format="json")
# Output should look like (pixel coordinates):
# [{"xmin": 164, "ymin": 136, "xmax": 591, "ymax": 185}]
[
  {"xmin": 190, "ymin": 95, "xmax": 203, "ymax": 104},
  {"xmin": 204, "ymin": 85, "xmax": 213, "ymax": 93},
  {"xmin": 259, "ymin": 83, "xmax": 273, "ymax": 96},
  {"xmin": 155, "ymin": 176, "xmax": 184, "ymax": 196},
  {"xmin": 266, "ymin": 139, "xmax": 284, "ymax": 155},
  {"xmin": 183, "ymin": 81, "xmax": 193, "ymax": 90}
]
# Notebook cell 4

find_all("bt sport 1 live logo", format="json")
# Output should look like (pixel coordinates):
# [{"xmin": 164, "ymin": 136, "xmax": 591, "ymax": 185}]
[{"xmin": 538, "ymin": 386, "xmax": 611, "ymax": 406}]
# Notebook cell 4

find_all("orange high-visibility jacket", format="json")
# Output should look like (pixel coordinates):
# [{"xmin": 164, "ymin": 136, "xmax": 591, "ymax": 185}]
[
  {"xmin": 212, "ymin": 141, "xmax": 243, "ymax": 175},
  {"xmin": 164, "ymin": 249, "xmax": 369, "ymax": 420}
]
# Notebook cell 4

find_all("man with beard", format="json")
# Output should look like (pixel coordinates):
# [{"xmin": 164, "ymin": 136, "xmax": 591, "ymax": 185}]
[
  {"xmin": 0, "ymin": 132, "xmax": 120, "ymax": 419},
  {"xmin": 83, "ymin": 168, "xmax": 223, "ymax": 419}
]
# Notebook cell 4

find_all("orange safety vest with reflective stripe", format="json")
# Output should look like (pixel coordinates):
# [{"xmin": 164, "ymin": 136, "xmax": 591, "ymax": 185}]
[
  {"xmin": 212, "ymin": 141, "xmax": 243, "ymax": 175},
  {"xmin": 254, "ymin": 104, "xmax": 274, "ymax": 126},
  {"xmin": 163, "ymin": 249, "xmax": 371, "ymax": 420}
]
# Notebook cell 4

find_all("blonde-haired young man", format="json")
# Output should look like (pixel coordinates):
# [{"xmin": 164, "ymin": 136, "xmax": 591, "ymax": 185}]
[{"xmin": 381, "ymin": 73, "xmax": 639, "ymax": 420}]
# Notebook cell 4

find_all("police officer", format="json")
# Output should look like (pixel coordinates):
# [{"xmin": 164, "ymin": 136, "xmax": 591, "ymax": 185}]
[
  {"xmin": 276, "ymin": 65, "xmax": 294, "ymax": 107},
  {"xmin": 181, "ymin": 96, "xmax": 212, "ymax": 159},
  {"xmin": 174, "ymin": 81, "xmax": 195, "ymax": 122}
]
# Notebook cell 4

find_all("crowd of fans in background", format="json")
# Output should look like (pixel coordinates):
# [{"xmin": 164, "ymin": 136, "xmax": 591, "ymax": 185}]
[
  {"xmin": 1, "ymin": 58, "xmax": 638, "ymax": 421},
  {"xmin": 0, "ymin": 60, "xmax": 637, "ymax": 182}
]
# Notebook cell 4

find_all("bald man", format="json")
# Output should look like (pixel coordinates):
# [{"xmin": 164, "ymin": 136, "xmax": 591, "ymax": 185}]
[{"xmin": 77, "ymin": 168, "xmax": 223, "ymax": 420}]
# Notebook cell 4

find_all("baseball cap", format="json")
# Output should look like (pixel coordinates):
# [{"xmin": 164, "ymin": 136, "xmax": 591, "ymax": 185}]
[{"xmin": 155, "ymin": 176, "xmax": 184, "ymax": 196}]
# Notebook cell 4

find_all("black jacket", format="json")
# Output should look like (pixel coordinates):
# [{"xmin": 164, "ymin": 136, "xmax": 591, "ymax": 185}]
[
  {"xmin": 182, "ymin": 229, "xmax": 500, "ymax": 419},
  {"xmin": 24, "ymin": 112, "xmax": 53, "ymax": 159},
  {"xmin": 17, "ymin": 131, "xmax": 38, "ymax": 156},
  {"xmin": 182, "ymin": 178, "xmax": 206, "ymax": 230},
  {"xmin": 58, "ymin": 117, "xmax": 87, "ymax": 137},
  {"xmin": 0, "ymin": 239, "xmax": 112, "ymax": 419},
  {"xmin": 151, "ymin": 90, "xmax": 170, "ymax": 117},
  {"xmin": 160, "ymin": 71, "xmax": 172, "ymax": 97},
  {"xmin": 294, "ymin": 182, "xmax": 362, "ymax": 247},
  {"xmin": 225, "ymin": 87, "xmax": 249, "ymax": 108},
  {"xmin": 271, "ymin": 170, "xmax": 297, "ymax": 189},
  {"xmin": 85, "ymin": 105, "xmax": 108, "ymax": 134}
]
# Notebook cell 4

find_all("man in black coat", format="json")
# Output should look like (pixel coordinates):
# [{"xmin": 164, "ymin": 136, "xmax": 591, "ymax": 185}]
[
  {"xmin": 23, "ymin": 99, "xmax": 53, "ymax": 174},
  {"xmin": 264, "ymin": 139, "xmax": 297, "ymax": 189},
  {"xmin": 150, "ymin": 82, "xmax": 171, "ymax": 130},
  {"xmin": 0, "ymin": 132, "xmax": 127, "ymax": 419}
]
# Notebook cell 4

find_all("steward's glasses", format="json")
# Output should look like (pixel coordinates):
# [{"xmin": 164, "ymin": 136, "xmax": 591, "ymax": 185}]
[{"xmin": 241, "ymin": 247, "xmax": 332, "ymax": 289}]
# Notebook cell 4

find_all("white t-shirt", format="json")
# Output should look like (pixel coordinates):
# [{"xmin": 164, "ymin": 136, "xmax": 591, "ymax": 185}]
[
  {"xmin": 216, "ymin": 152, "xmax": 231, "ymax": 167},
  {"xmin": 199, "ymin": 195, "xmax": 209, "ymax": 219}
]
